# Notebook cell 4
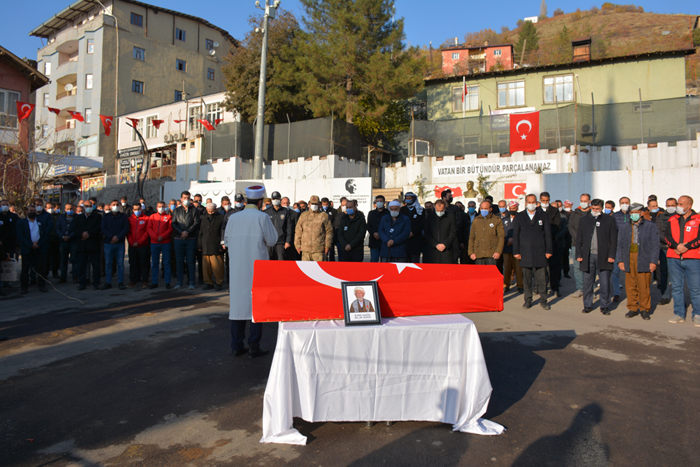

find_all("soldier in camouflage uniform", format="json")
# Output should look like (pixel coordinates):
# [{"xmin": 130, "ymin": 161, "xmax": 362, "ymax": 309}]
[{"xmin": 295, "ymin": 195, "xmax": 333, "ymax": 261}]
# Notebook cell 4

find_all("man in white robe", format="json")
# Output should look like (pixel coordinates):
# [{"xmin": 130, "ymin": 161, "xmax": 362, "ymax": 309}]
[{"xmin": 224, "ymin": 185, "xmax": 278, "ymax": 358}]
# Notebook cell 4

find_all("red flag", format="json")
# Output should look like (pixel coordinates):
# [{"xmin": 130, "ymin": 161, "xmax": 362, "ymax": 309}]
[
  {"xmin": 47, "ymin": 107, "xmax": 61, "ymax": 115},
  {"xmin": 100, "ymin": 115, "xmax": 113, "ymax": 136},
  {"xmin": 174, "ymin": 119, "xmax": 186, "ymax": 123},
  {"xmin": 151, "ymin": 119, "xmax": 164, "ymax": 129},
  {"xmin": 67, "ymin": 110, "xmax": 84, "ymax": 122},
  {"xmin": 215, "ymin": 118, "xmax": 224, "ymax": 125},
  {"xmin": 504, "ymin": 183, "xmax": 527, "ymax": 199},
  {"xmin": 252, "ymin": 261, "xmax": 503, "ymax": 323},
  {"xmin": 509, "ymin": 111, "xmax": 539, "ymax": 154},
  {"xmin": 126, "ymin": 117, "xmax": 140, "ymax": 128},
  {"xmin": 433, "ymin": 186, "xmax": 464, "ymax": 198},
  {"xmin": 462, "ymin": 83, "xmax": 468, "ymax": 102},
  {"xmin": 198, "ymin": 119, "xmax": 215, "ymax": 131},
  {"xmin": 16, "ymin": 102, "xmax": 35, "ymax": 121}
]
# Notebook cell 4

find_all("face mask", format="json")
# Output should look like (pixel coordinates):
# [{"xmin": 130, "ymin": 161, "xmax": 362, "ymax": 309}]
[
  {"xmin": 390, "ymin": 210, "xmax": 400, "ymax": 218},
  {"xmin": 446, "ymin": 196, "xmax": 453, "ymax": 203},
  {"xmin": 85, "ymin": 207, "xmax": 93, "ymax": 214},
  {"xmin": 468, "ymin": 207, "xmax": 476, "ymax": 214},
  {"xmin": 406, "ymin": 198, "xmax": 415, "ymax": 205},
  {"xmin": 541, "ymin": 203, "xmax": 549, "ymax": 210},
  {"xmin": 223, "ymin": 204, "xmax": 231, "ymax": 211},
  {"xmin": 558, "ymin": 207, "xmax": 563, "ymax": 212},
  {"xmin": 630, "ymin": 213, "xmax": 641, "ymax": 222},
  {"xmin": 564, "ymin": 207, "xmax": 572, "ymax": 212},
  {"xmin": 591, "ymin": 210, "xmax": 601, "ymax": 217},
  {"xmin": 47, "ymin": 208, "xmax": 54, "ymax": 214},
  {"xmin": 651, "ymin": 208, "xmax": 659, "ymax": 213},
  {"xmin": 182, "ymin": 199, "xmax": 190, "ymax": 206},
  {"xmin": 310, "ymin": 205, "xmax": 319, "ymax": 212},
  {"xmin": 509, "ymin": 210, "xmax": 517, "ymax": 216},
  {"xmin": 436, "ymin": 211, "xmax": 445, "ymax": 217},
  {"xmin": 346, "ymin": 208, "xmax": 355, "ymax": 216},
  {"xmin": 526, "ymin": 204, "xmax": 537, "ymax": 212},
  {"xmin": 141, "ymin": 203, "xmax": 146, "ymax": 209},
  {"xmin": 676, "ymin": 206, "xmax": 686, "ymax": 215},
  {"xmin": 294, "ymin": 208, "xmax": 301, "ymax": 213},
  {"xmin": 111, "ymin": 206, "xmax": 119, "ymax": 213},
  {"xmin": 0, "ymin": 205, "xmax": 8, "ymax": 212},
  {"xmin": 341, "ymin": 205, "xmax": 347, "ymax": 212},
  {"xmin": 499, "ymin": 207, "xmax": 506, "ymax": 213},
  {"xmin": 322, "ymin": 205, "xmax": 328, "ymax": 211},
  {"xmin": 376, "ymin": 201, "xmax": 384, "ymax": 209},
  {"xmin": 157, "ymin": 207, "xmax": 166, "ymax": 214},
  {"xmin": 28, "ymin": 212, "xmax": 37, "ymax": 219},
  {"xmin": 580, "ymin": 202, "xmax": 589, "ymax": 209},
  {"xmin": 603, "ymin": 208, "xmax": 611, "ymax": 214},
  {"xmin": 620, "ymin": 204, "xmax": 630, "ymax": 212},
  {"xmin": 35, "ymin": 205, "xmax": 43, "ymax": 212},
  {"xmin": 272, "ymin": 200, "xmax": 281, "ymax": 207},
  {"xmin": 480, "ymin": 209, "xmax": 490, "ymax": 217},
  {"xmin": 666, "ymin": 207, "xmax": 676, "ymax": 214},
  {"xmin": 235, "ymin": 202, "xmax": 244, "ymax": 209},
  {"xmin": 265, "ymin": 205, "xmax": 271, "ymax": 210},
  {"xmin": 66, "ymin": 210, "xmax": 74, "ymax": 216},
  {"xmin": 121, "ymin": 202, "xmax": 126, "ymax": 206}
]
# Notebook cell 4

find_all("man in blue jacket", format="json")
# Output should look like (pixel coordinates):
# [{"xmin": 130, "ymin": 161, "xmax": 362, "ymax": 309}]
[
  {"xmin": 17, "ymin": 205, "xmax": 51, "ymax": 294},
  {"xmin": 378, "ymin": 200, "xmax": 411, "ymax": 262},
  {"xmin": 100, "ymin": 200, "xmax": 130, "ymax": 290}
]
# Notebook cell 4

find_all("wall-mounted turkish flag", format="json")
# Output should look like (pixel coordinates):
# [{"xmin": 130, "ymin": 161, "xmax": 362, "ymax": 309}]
[
  {"xmin": 504, "ymin": 183, "xmax": 527, "ymax": 199},
  {"xmin": 47, "ymin": 107, "xmax": 61, "ymax": 115},
  {"xmin": 198, "ymin": 119, "xmax": 215, "ymax": 131},
  {"xmin": 252, "ymin": 261, "xmax": 503, "ymax": 323},
  {"xmin": 215, "ymin": 118, "xmax": 224, "ymax": 125},
  {"xmin": 100, "ymin": 115, "xmax": 113, "ymax": 136},
  {"xmin": 67, "ymin": 110, "xmax": 84, "ymax": 122},
  {"xmin": 16, "ymin": 102, "xmax": 35, "ymax": 121},
  {"xmin": 126, "ymin": 117, "xmax": 140, "ymax": 128},
  {"xmin": 152, "ymin": 119, "xmax": 164, "ymax": 129},
  {"xmin": 509, "ymin": 111, "xmax": 539, "ymax": 154},
  {"xmin": 434, "ymin": 186, "xmax": 464, "ymax": 198}
]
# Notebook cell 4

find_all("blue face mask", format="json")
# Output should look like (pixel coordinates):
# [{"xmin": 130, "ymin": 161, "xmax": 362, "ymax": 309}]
[
  {"xmin": 294, "ymin": 208, "xmax": 301, "ymax": 213},
  {"xmin": 480, "ymin": 209, "xmax": 490, "ymax": 217},
  {"xmin": 499, "ymin": 207, "xmax": 506, "ymax": 213},
  {"xmin": 468, "ymin": 207, "xmax": 476, "ymax": 214},
  {"xmin": 346, "ymin": 208, "xmax": 355, "ymax": 216},
  {"xmin": 170, "ymin": 204, "xmax": 176, "ymax": 211},
  {"xmin": 66, "ymin": 210, "xmax": 74, "ymax": 216},
  {"xmin": 603, "ymin": 208, "xmax": 611, "ymax": 214},
  {"xmin": 630, "ymin": 213, "xmax": 641, "ymax": 222},
  {"xmin": 651, "ymin": 208, "xmax": 659, "ymax": 213}
]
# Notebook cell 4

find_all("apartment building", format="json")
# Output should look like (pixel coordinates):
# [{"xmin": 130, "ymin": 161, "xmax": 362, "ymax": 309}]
[
  {"xmin": 31, "ymin": 0, "xmax": 237, "ymax": 178},
  {"xmin": 441, "ymin": 42, "xmax": 514, "ymax": 75}
]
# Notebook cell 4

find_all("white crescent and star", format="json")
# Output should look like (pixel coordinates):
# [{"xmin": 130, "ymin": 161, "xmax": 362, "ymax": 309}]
[
  {"xmin": 295, "ymin": 261, "xmax": 421, "ymax": 289},
  {"xmin": 21, "ymin": 104, "xmax": 31, "ymax": 113},
  {"xmin": 510, "ymin": 184, "xmax": 526, "ymax": 197},
  {"xmin": 515, "ymin": 119, "xmax": 532, "ymax": 140}
]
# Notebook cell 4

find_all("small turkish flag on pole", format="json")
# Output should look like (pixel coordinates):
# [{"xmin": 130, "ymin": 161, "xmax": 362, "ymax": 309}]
[
  {"xmin": 198, "ymin": 119, "xmax": 215, "ymax": 131},
  {"xmin": 152, "ymin": 119, "xmax": 164, "ymax": 129},
  {"xmin": 67, "ymin": 110, "xmax": 84, "ymax": 122},
  {"xmin": 215, "ymin": 118, "xmax": 223, "ymax": 126},
  {"xmin": 126, "ymin": 117, "xmax": 140, "ymax": 128},
  {"xmin": 47, "ymin": 107, "xmax": 61, "ymax": 115},
  {"xmin": 174, "ymin": 119, "xmax": 186, "ymax": 123},
  {"xmin": 509, "ymin": 111, "xmax": 539, "ymax": 154},
  {"xmin": 16, "ymin": 102, "xmax": 35, "ymax": 121},
  {"xmin": 100, "ymin": 115, "xmax": 113, "ymax": 136}
]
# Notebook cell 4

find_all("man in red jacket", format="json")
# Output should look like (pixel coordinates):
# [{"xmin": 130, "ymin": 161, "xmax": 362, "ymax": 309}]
[
  {"xmin": 127, "ymin": 203, "xmax": 150, "ymax": 289},
  {"xmin": 148, "ymin": 201, "xmax": 173, "ymax": 289}
]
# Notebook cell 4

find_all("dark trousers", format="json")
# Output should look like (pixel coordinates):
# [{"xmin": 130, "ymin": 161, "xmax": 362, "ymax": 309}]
[
  {"xmin": 340, "ymin": 248, "xmax": 364, "ymax": 262},
  {"xmin": 522, "ymin": 266, "xmax": 547, "ymax": 304},
  {"xmin": 174, "ymin": 238, "xmax": 197, "ymax": 286},
  {"xmin": 59, "ymin": 241, "xmax": 77, "ymax": 280},
  {"xmin": 583, "ymin": 254, "xmax": 612, "ymax": 308},
  {"xmin": 21, "ymin": 250, "xmax": 47, "ymax": 289},
  {"xmin": 47, "ymin": 240, "xmax": 60, "ymax": 276},
  {"xmin": 408, "ymin": 252, "xmax": 421, "ymax": 263},
  {"xmin": 230, "ymin": 320, "xmax": 263, "ymax": 351},
  {"xmin": 78, "ymin": 249, "xmax": 101, "ymax": 287},
  {"xmin": 562, "ymin": 245, "xmax": 570, "ymax": 275},
  {"xmin": 475, "ymin": 257, "xmax": 497, "ymax": 265},
  {"xmin": 284, "ymin": 245, "xmax": 300, "ymax": 261},
  {"xmin": 381, "ymin": 256, "xmax": 407, "ymax": 263},
  {"xmin": 268, "ymin": 243, "xmax": 285, "ymax": 261},
  {"xmin": 547, "ymin": 248, "xmax": 562, "ymax": 291},
  {"xmin": 196, "ymin": 249, "xmax": 203, "ymax": 283},
  {"xmin": 129, "ymin": 244, "xmax": 151, "ymax": 283}
]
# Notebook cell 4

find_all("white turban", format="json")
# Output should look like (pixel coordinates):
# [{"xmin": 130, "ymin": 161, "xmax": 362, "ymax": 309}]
[{"xmin": 389, "ymin": 200, "xmax": 401, "ymax": 208}]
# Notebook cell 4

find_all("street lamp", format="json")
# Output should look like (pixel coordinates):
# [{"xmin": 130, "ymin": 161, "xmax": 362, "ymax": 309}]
[{"xmin": 252, "ymin": 0, "xmax": 280, "ymax": 180}]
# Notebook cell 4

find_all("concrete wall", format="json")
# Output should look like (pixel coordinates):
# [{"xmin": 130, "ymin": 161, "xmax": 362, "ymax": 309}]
[{"xmin": 91, "ymin": 178, "xmax": 169, "ymax": 207}]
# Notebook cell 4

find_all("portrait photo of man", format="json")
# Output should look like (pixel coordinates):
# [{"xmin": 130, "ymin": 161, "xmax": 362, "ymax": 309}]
[{"xmin": 349, "ymin": 286, "xmax": 375, "ymax": 314}]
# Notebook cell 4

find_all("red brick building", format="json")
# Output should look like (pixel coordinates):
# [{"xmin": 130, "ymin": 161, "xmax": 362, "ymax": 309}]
[{"xmin": 441, "ymin": 43, "xmax": 514, "ymax": 75}]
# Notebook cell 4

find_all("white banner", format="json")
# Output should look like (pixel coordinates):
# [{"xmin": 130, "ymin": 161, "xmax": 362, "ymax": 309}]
[
  {"xmin": 331, "ymin": 177, "xmax": 372, "ymax": 215},
  {"xmin": 434, "ymin": 159, "xmax": 557, "ymax": 178}
]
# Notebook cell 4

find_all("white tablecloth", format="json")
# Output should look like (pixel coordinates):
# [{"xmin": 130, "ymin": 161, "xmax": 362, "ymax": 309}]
[{"xmin": 260, "ymin": 314, "xmax": 504, "ymax": 445}]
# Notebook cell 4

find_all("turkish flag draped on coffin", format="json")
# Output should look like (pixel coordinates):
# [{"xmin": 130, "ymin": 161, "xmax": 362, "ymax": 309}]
[
  {"xmin": 252, "ymin": 261, "xmax": 503, "ymax": 323},
  {"xmin": 509, "ymin": 111, "xmax": 540, "ymax": 154}
]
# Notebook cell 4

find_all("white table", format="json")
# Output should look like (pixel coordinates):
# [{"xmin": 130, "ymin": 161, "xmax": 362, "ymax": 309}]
[{"xmin": 260, "ymin": 314, "xmax": 504, "ymax": 445}]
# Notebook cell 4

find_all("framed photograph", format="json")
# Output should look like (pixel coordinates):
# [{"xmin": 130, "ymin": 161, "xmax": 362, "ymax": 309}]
[{"xmin": 341, "ymin": 281, "xmax": 382, "ymax": 326}]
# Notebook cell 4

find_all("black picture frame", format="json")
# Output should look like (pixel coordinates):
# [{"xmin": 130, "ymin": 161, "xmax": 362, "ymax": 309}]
[{"xmin": 342, "ymin": 281, "xmax": 382, "ymax": 326}]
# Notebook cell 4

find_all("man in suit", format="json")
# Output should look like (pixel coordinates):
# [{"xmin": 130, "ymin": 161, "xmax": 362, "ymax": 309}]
[
  {"xmin": 513, "ymin": 194, "xmax": 554, "ymax": 310},
  {"xmin": 17, "ymin": 205, "xmax": 51, "ymax": 294},
  {"xmin": 540, "ymin": 192, "xmax": 562, "ymax": 297},
  {"xmin": 71, "ymin": 200, "xmax": 103, "ymax": 290},
  {"xmin": 576, "ymin": 198, "xmax": 618, "ymax": 315},
  {"xmin": 349, "ymin": 287, "xmax": 375, "ymax": 313}
]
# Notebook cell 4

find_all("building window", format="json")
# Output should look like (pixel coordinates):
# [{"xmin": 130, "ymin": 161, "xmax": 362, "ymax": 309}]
[
  {"xmin": 131, "ymin": 118, "xmax": 143, "ymax": 141},
  {"xmin": 85, "ymin": 73, "xmax": 93, "ymax": 90},
  {"xmin": 176, "ymin": 59, "xmax": 187, "ymax": 72},
  {"xmin": 43, "ymin": 93, "xmax": 49, "ymax": 106},
  {"xmin": 42, "ymin": 124, "xmax": 49, "ymax": 138},
  {"xmin": 451, "ymin": 52, "xmax": 459, "ymax": 60},
  {"xmin": 131, "ymin": 13, "xmax": 143, "ymax": 27},
  {"xmin": 189, "ymin": 106, "xmax": 202, "ymax": 131},
  {"xmin": 44, "ymin": 61, "xmax": 51, "ymax": 76},
  {"xmin": 146, "ymin": 115, "xmax": 159, "ymax": 139},
  {"xmin": 175, "ymin": 28, "xmax": 186, "ymax": 41},
  {"xmin": 0, "ymin": 88, "xmax": 21, "ymax": 129},
  {"xmin": 494, "ymin": 49, "xmax": 502, "ymax": 56},
  {"xmin": 175, "ymin": 90, "xmax": 183, "ymax": 102},
  {"xmin": 133, "ymin": 46, "xmax": 145, "ymax": 61},
  {"xmin": 497, "ymin": 80, "xmax": 525, "ymax": 108},
  {"xmin": 207, "ymin": 68, "xmax": 215, "ymax": 80},
  {"xmin": 85, "ymin": 108, "xmax": 92, "ymax": 123},
  {"xmin": 206, "ymin": 102, "xmax": 222, "ymax": 125},
  {"xmin": 205, "ymin": 39, "xmax": 214, "ymax": 50},
  {"xmin": 452, "ymin": 85, "xmax": 479, "ymax": 112},
  {"xmin": 87, "ymin": 38, "xmax": 94, "ymax": 54},
  {"xmin": 543, "ymin": 74, "xmax": 574, "ymax": 104},
  {"xmin": 132, "ymin": 80, "xmax": 144, "ymax": 94}
]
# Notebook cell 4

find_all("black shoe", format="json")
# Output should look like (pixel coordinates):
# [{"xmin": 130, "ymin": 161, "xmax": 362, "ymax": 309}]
[
  {"xmin": 541, "ymin": 302, "xmax": 551, "ymax": 310},
  {"xmin": 214, "ymin": 283, "xmax": 222, "ymax": 291},
  {"xmin": 641, "ymin": 311, "xmax": 651, "ymax": 320},
  {"xmin": 58, "ymin": 278, "xmax": 67, "ymax": 284},
  {"xmin": 232, "ymin": 347, "xmax": 249, "ymax": 357},
  {"xmin": 165, "ymin": 283, "xmax": 171, "ymax": 290},
  {"xmin": 625, "ymin": 310, "xmax": 639, "ymax": 318},
  {"xmin": 118, "ymin": 283, "xmax": 126, "ymax": 290},
  {"xmin": 612, "ymin": 295, "xmax": 620, "ymax": 303},
  {"xmin": 248, "ymin": 348, "xmax": 269, "ymax": 359},
  {"xmin": 20, "ymin": 287, "xmax": 28, "ymax": 295},
  {"xmin": 149, "ymin": 283, "xmax": 158, "ymax": 289},
  {"xmin": 100, "ymin": 283, "xmax": 112, "ymax": 290},
  {"xmin": 78, "ymin": 285, "xmax": 86, "ymax": 291},
  {"xmin": 555, "ymin": 290, "xmax": 562, "ymax": 298},
  {"xmin": 38, "ymin": 285, "xmax": 48, "ymax": 293},
  {"xmin": 517, "ymin": 288, "xmax": 524, "ymax": 294},
  {"xmin": 203, "ymin": 283, "xmax": 214, "ymax": 290},
  {"xmin": 523, "ymin": 301, "xmax": 532, "ymax": 309},
  {"xmin": 93, "ymin": 284, "xmax": 100, "ymax": 290},
  {"xmin": 601, "ymin": 307, "xmax": 611, "ymax": 315},
  {"xmin": 582, "ymin": 307, "xmax": 593, "ymax": 314},
  {"xmin": 659, "ymin": 298, "xmax": 671, "ymax": 305}
]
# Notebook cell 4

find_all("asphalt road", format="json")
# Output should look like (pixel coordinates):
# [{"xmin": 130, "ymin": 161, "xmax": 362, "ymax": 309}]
[{"xmin": 1, "ymin": 269, "xmax": 699, "ymax": 467}]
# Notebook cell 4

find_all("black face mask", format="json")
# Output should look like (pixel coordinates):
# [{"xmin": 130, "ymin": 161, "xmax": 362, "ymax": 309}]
[
  {"xmin": 509, "ymin": 211, "xmax": 517, "ymax": 217},
  {"xmin": 27, "ymin": 212, "xmax": 37, "ymax": 220},
  {"xmin": 445, "ymin": 196, "xmax": 453, "ymax": 204}
]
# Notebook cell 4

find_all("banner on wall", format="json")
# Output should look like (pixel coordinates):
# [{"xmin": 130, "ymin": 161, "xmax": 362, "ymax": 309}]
[
  {"xmin": 331, "ymin": 177, "xmax": 372, "ymax": 215},
  {"xmin": 433, "ymin": 159, "xmax": 557, "ymax": 179}
]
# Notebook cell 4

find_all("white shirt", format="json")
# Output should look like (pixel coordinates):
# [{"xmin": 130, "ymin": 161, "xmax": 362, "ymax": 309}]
[
  {"xmin": 527, "ymin": 210, "xmax": 536, "ymax": 220},
  {"xmin": 28, "ymin": 218, "xmax": 40, "ymax": 243}
]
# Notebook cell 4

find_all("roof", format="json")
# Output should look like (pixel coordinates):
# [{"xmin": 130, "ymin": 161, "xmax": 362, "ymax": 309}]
[
  {"xmin": 441, "ymin": 43, "xmax": 514, "ymax": 51},
  {"xmin": 426, "ymin": 48, "xmax": 696, "ymax": 84},
  {"xmin": 0, "ymin": 45, "xmax": 49, "ymax": 92},
  {"xmin": 29, "ymin": 0, "xmax": 238, "ymax": 46}
]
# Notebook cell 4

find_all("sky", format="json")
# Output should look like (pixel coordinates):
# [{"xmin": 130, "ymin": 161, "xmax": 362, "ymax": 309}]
[{"xmin": 1, "ymin": 0, "xmax": 697, "ymax": 60}]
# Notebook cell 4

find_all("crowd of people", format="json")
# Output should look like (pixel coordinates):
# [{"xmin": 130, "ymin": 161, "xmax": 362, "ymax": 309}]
[{"xmin": 0, "ymin": 189, "xmax": 698, "ymax": 328}]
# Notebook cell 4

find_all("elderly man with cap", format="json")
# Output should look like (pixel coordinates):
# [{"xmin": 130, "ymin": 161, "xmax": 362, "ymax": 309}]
[
  {"xmin": 295, "ymin": 195, "xmax": 333, "ymax": 261},
  {"xmin": 616, "ymin": 202, "xmax": 660, "ymax": 320},
  {"xmin": 224, "ymin": 185, "xmax": 278, "ymax": 358},
  {"xmin": 378, "ymin": 200, "xmax": 411, "ymax": 262},
  {"xmin": 264, "ymin": 191, "xmax": 291, "ymax": 261},
  {"xmin": 400, "ymin": 192, "xmax": 425, "ymax": 263},
  {"xmin": 198, "ymin": 202, "xmax": 225, "ymax": 291}
]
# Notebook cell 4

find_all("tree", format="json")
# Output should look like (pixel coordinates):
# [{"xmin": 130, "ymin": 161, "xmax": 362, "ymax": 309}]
[
  {"xmin": 354, "ymin": 99, "xmax": 411, "ymax": 148},
  {"xmin": 293, "ymin": 0, "xmax": 425, "ymax": 124},
  {"xmin": 514, "ymin": 21, "xmax": 540, "ymax": 64},
  {"xmin": 539, "ymin": 0, "xmax": 548, "ymax": 19},
  {"xmin": 551, "ymin": 26, "xmax": 573, "ymax": 64},
  {"xmin": 553, "ymin": 7, "xmax": 564, "ymax": 16},
  {"xmin": 222, "ymin": 9, "xmax": 311, "ymax": 124}
]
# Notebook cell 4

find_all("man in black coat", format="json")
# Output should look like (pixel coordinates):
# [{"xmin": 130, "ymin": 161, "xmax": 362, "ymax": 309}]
[
  {"xmin": 71, "ymin": 200, "xmax": 103, "ymax": 290},
  {"xmin": 513, "ymin": 194, "xmax": 553, "ymax": 310},
  {"xmin": 0, "ymin": 198, "xmax": 19, "ymax": 259},
  {"xmin": 264, "ymin": 191, "xmax": 291, "ymax": 261},
  {"xmin": 198, "ymin": 203, "xmax": 225, "ymax": 290},
  {"xmin": 568, "ymin": 194, "xmax": 592, "ymax": 297},
  {"xmin": 367, "ymin": 196, "xmax": 389, "ymax": 262},
  {"xmin": 281, "ymin": 197, "xmax": 299, "ymax": 260},
  {"xmin": 576, "ymin": 199, "xmax": 618, "ymax": 315},
  {"xmin": 17, "ymin": 205, "xmax": 52, "ymax": 294},
  {"xmin": 338, "ymin": 200, "xmax": 367, "ymax": 262},
  {"xmin": 540, "ymin": 192, "xmax": 562, "ymax": 297},
  {"xmin": 400, "ymin": 192, "xmax": 425, "ymax": 263},
  {"xmin": 441, "ymin": 189, "xmax": 465, "ymax": 264},
  {"xmin": 424, "ymin": 200, "xmax": 456, "ymax": 264}
]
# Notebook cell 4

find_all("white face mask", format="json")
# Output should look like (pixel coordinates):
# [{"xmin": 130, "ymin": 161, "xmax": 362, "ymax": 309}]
[
  {"xmin": 666, "ymin": 206, "xmax": 676, "ymax": 214},
  {"xmin": 676, "ymin": 206, "xmax": 686, "ymax": 215},
  {"xmin": 436, "ymin": 210, "xmax": 445, "ymax": 217},
  {"xmin": 564, "ymin": 207, "xmax": 572, "ymax": 212},
  {"xmin": 111, "ymin": 206, "xmax": 119, "ymax": 213},
  {"xmin": 1, "ymin": 205, "xmax": 8, "ymax": 212},
  {"xmin": 157, "ymin": 207, "xmax": 166, "ymax": 214},
  {"xmin": 526, "ymin": 204, "xmax": 537, "ymax": 212},
  {"xmin": 35, "ymin": 205, "xmax": 43, "ymax": 212},
  {"xmin": 591, "ymin": 210, "xmax": 601, "ymax": 217},
  {"xmin": 390, "ymin": 210, "xmax": 400, "ymax": 218},
  {"xmin": 620, "ymin": 203, "xmax": 630, "ymax": 212},
  {"xmin": 540, "ymin": 203, "xmax": 549, "ymax": 210},
  {"xmin": 46, "ymin": 208, "xmax": 53, "ymax": 214},
  {"xmin": 235, "ymin": 202, "xmax": 244, "ymax": 209},
  {"xmin": 182, "ymin": 199, "xmax": 190, "ymax": 206},
  {"xmin": 580, "ymin": 202, "xmax": 589, "ymax": 209},
  {"xmin": 376, "ymin": 201, "xmax": 384, "ymax": 209},
  {"xmin": 223, "ymin": 204, "xmax": 231, "ymax": 211},
  {"xmin": 341, "ymin": 205, "xmax": 347, "ymax": 212},
  {"xmin": 121, "ymin": 202, "xmax": 126, "ymax": 206},
  {"xmin": 310, "ymin": 204, "xmax": 319, "ymax": 212},
  {"xmin": 272, "ymin": 199, "xmax": 281, "ymax": 207}
]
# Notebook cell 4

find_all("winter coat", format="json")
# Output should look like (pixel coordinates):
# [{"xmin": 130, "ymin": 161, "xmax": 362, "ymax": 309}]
[
  {"xmin": 0, "ymin": 211, "xmax": 19, "ymax": 252},
  {"xmin": 198, "ymin": 210, "xmax": 224, "ymax": 255},
  {"xmin": 424, "ymin": 213, "xmax": 456, "ymax": 264},
  {"xmin": 501, "ymin": 214, "xmax": 516, "ymax": 254},
  {"xmin": 400, "ymin": 205, "xmax": 426, "ymax": 255},
  {"xmin": 17, "ymin": 218, "xmax": 51, "ymax": 255},
  {"xmin": 654, "ymin": 210, "xmax": 674, "ymax": 250},
  {"xmin": 576, "ymin": 213, "xmax": 618, "ymax": 272},
  {"xmin": 567, "ymin": 208, "xmax": 589, "ymax": 246},
  {"xmin": 616, "ymin": 218, "xmax": 660, "ymax": 273},
  {"xmin": 264, "ymin": 206, "xmax": 292, "ymax": 245},
  {"xmin": 172, "ymin": 205, "xmax": 201, "ymax": 238},
  {"xmin": 71, "ymin": 212, "xmax": 103, "ymax": 252},
  {"xmin": 127, "ymin": 214, "xmax": 150, "ymax": 247},
  {"xmin": 378, "ymin": 213, "xmax": 411, "ymax": 259},
  {"xmin": 367, "ymin": 208, "xmax": 390, "ymax": 249},
  {"xmin": 468, "ymin": 213, "xmax": 505, "ymax": 259},
  {"xmin": 101, "ymin": 211, "xmax": 130, "ymax": 244},
  {"xmin": 55, "ymin": 214, "xmax": 77, "ymax": 242},
  {"xmin": 148, "ymin": 212, "xmax": 173, "ymax": 244},
  {"xmin": 513, "ymin": 209, "xmax": 553, "ymax": 268},
  {"xmin": 339, "ymin": 214, "xmax": 367, "ymax": 251},
  {"xmin": 544, "ymin": 205, "xmax": 561, "ymax": 246},
  {"xmin": 294, "ymin": 210, "xmax": 334, "ymax": 254}
]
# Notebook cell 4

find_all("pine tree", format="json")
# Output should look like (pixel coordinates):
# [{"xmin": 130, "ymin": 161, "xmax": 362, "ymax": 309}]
[{"xmin": 514, "ymin": 20, "xmax": 540, "ymax": 64}]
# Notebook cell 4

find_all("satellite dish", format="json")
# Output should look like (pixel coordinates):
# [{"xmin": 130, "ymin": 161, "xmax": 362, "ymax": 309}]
[
  {"xmin": 209, "ymin": 49, "xmax": 216, "ymax": 56},
  {"xmin": 213, "ymin": 41, "xmax": 219, "ymax": 48},
  {"xmin": 64, "ymin": 83, "xmax": 74, "ymax": 91}
]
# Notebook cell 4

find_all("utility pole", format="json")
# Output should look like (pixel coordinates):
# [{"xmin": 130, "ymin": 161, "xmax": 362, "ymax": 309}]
[{"xmin": 253, "ymin": 0, "xmax": 280, "ymax": 180}]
